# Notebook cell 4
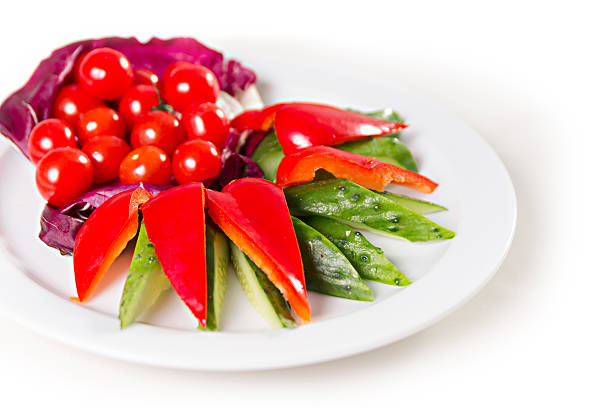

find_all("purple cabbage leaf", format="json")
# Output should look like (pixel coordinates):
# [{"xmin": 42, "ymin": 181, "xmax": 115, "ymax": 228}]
[{"xmin": 39, "ymin": 182, "xmax": 169, "ymax": 255}]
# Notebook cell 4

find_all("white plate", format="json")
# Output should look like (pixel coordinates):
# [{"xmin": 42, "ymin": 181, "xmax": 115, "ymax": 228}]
[{"xmin": 0, "ymin": 40, "xmax": 516, "ymax": 371}]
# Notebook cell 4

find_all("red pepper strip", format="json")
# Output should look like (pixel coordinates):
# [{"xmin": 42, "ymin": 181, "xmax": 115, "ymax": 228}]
[
  {"xmin": 206, "ymin": 178, "xmax": 311, "ymax": 323},
  {"xmin": 230, "ymin": 103, "xmax": 291, "ymax": 131},
  {"xmin": 73, "ymin": 188, "xmax": 152, "ymax": 302},
  {"xmin": 276, "ymin": 146, "xmax": 438, "ymax": 193},
  {"xmin": 274, "ymin": 103, "xmax": 408, "ymax": 155},
  {"xmin": 141, "ymin": 183, "xmax": 208, "ymax": 327}
]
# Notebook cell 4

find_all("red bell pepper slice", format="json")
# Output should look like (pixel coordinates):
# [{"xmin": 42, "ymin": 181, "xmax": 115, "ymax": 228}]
[
  {"xmin": 206, "ymin": 178, "xmax": 311, "ymax": 323},
  {"xmin": 141, "ymin": 182, "xmax": 208, "ymax": 327},
  {"xmin": 230, "ymin": 103, "xmax": 291, "ymax": 131},
  {"xmin": 73, "ymin": 188, "xmax": 152, "ymax": 302},
  {"xmin": 274, "ymin": 103, "xmax": 408, "ymax": 154},
  {"xmin": 276, "ymin": 146, "xmax": 438, "ymax": 193}
]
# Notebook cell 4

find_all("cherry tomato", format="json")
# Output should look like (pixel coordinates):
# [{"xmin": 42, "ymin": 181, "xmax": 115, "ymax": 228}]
[
  {"xmin": 77, "ymin": 107, "xmax": 125, "ymax": 145},
  {"xmin": 71, "ymin": 53, "xmax": 86, "ymax": 81},
  {"xmin": 35, "ymin": 147, "xmax": 93, "ymax": 207},
  {"xmin": 27, "ymin": 118, "xmax": 77, "ymax": 163},
  {"xmin": 162, "ymin": 61, "xmax": 219, "ymax": 112},
  {"xmin": 172, "ymin": 139, "xmax": 222, "ymax": 185},
  {"xmin": 78, "ymin": 48, "xmax": 134, "ymax": 100},
  {"xmin": 82, "ymin": 136, "xmax": 131, "ymax": 184},
  {"xmin": 134, "ymin": 68, "xmax": 160, "ymax": 87},
  {"xmin": 130, "ymin": 110, "xmax": 186, "ymax": 154},
  {"xmin": 181, "ymin": 102, "xmax": 229, "ymax": 148},
  {"xmin": 118, "ymin": 85, "xmax": 160, "ymax": 129},
  {"xmin": 51, "ymin": 84, "xmax": 104, "ymax": 129},
  {"xmin": 119, "ymin": 146, "xmax": 172, "ymax": 185}
]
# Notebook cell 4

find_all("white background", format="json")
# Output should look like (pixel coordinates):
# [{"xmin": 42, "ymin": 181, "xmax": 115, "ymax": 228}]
[{"xmin": 0, "ymin": 0, "xmax": 608, "ymax": 406}]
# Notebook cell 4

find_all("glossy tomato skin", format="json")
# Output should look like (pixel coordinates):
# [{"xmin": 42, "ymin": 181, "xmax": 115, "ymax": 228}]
[
  {"xmin": 130, "ymin": 110, "xmax": 186, "ymax": 154},
  {"xmin": 51, "ymin": 84, "xmax": 104, "ymax": 129},
  {"xmin": 119, "ymin": 146, "xmax": 172, "ymax": 185},
  {"xmin": 162, "ymin": 62, "xmax": 219, "ymax": 112},
  {"xmin": 181, "ymin": 102, "xmax": 229, "ymax": 148},
  {"xmin": 35, "ymin": 147, "xmax": 93, "ymax": 207},
  {"xmin": 78, "ymin": 48, "xmax": 134, "ymax": 100},
  {"xmin": 77, "ymin": 107, "xmax": 125, "ymax": 145},
  {"xmin": 172, "ymin": 139, "xmax": 222, "ymax": 185},
  {"xmin": 27, "ymin": 118, "xmax": 77, "ymax": 163},
  {"xmin": 82, "ymin": 136, "xmax": 131, "ymax": 184},
  {"xmin": 118, "ymin": 85, "xmax": 160, "ymax": 129},
  {"xmin": 71, "ymin": 53, "xmax": 87, "ymax": 82},
  {"xmin": 133, "ymin": 68, "xmax": 160, "ymax": 87}
]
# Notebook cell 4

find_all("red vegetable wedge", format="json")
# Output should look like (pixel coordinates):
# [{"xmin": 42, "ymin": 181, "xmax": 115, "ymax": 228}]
[
  {"xmin": 206, "ymin": 178, "xmax": 311, "ymax": 323},
  {"xmin": 230, "ymin": 103, "xmax": 290, "ymax": 131},
  {"xmin": 73, "ymin": 188, "xmax": 152, "ymax": 302},
  {"xmin": 141, "ymin": 182, "xmax": 208, "ymax": 327},
  {"xmin": 276, "ymin": 146, "xmax": 438, "ymax": 193},
  {"xmin": 274, "ymin": 103, "xmax": 408, "ymax": 154}
]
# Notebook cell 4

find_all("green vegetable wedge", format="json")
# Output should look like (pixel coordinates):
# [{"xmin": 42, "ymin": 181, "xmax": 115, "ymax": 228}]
[
  {"xmin": 119, "ymin": 223, "xmax": 171, "ymax": 329},
  {"xmin": 230, "ymin": 242, "xmax": 297, "ymax": 329},
  {"xmin": 378, "ymin": 191, "xmax": 447, "ymax": 214},
  {"xmin": 302, "ymin": 216, "xmax": 411, "ymax": 286},
  {"xmin": 337, "ymin": 137, "xmax": 418, "ymax": 172},
  {"xmin": 292, "ymin": 217, "xmax": 373, "ymax": 301},
  {"xmin": 200, "ymin": 220, "xmax": 230, "ymax": 331},
  {"xmin": 285, "ymin": 178, "xmax": 455, "ymax": 242},
  {"xmin": 251, "ymin": 130, "xmax": 284, "ymax": 181}
]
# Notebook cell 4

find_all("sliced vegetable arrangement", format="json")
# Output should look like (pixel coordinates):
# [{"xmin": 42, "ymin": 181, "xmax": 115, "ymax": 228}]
[{"xmin": 0, "ymin": 37, "xmax": 455, "ymax": 331}]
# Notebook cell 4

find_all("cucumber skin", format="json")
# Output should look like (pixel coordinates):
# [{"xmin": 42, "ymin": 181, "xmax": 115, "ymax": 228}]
[
  {"xmin": 285, "ymin": 179, "xmax": 455, "ymax": 242},
  {"xmin": 119, "ymin": 224, "xmax": 171, "ymax": 329},
  {"xmin": 292, "ymin": 217, "xmax": 373, "ymax": 301},
  {"xmin": 302, "ymin": 216, "xmax": 411, "ymax": 286},
  {"xmin": 378, "ymin": 191, "xmax": 447, "ymax": 214},
  {"xmin": 359, "ymin": 108, "xmax": 405, "ymax": 124},
  {"xmin": 336, "ymin": 137, "xmax": 418, "ymax": 172},
  {"xmin": 229, "ymin": 243, "xmax": 297, "ymax": 329},
  {"xmin": 251, "ymin": 131, "xmax": 283, "ymax": 181},
  {"xmin": 202, "ymin": 221, "xmax": 230, "ymax": 331}
]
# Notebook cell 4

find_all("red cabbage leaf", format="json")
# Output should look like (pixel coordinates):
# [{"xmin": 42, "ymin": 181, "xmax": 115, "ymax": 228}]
[{"xmin": 39, "ymin": 182, "xmax": 169, "ymax": 255}]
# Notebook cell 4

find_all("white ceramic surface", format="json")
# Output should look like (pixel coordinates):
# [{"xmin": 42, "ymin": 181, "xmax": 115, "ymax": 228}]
[{"xmin": 0, "ymin": 43, "xmax": 516, "ymax": 370}]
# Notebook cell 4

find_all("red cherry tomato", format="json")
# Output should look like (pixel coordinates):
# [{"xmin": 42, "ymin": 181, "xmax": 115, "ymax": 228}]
[
  {"xmin": 27, "ymin": 118, "xmax": 77, "ymax": 163},
  {"xmin": 78, "ymin": 48, "xmax": 134, "ymax": 100},
  {"xmin": 51, "ymin": 84, "xmax": 104, "ymax": 129},
  {"xmin": 35, "ymin": 147, "xmax": 93, "ymax": 207},
  {"xmin": 71, "ymin": 53, "xmax": 86, "ymax": 82},
  {"xmin": 82, "ymin": 136, "xmax": 131, "ymax": 184},
  {"xmin": 118, "ymin": 85, "xmax": 160, "ymax": 129},
  {"xmin": 162, "ymin": 61, "xmax": 219, "ymax": 112},
  {"xmin": 130, "ymin": 110, "xmax": 186, "ymax": 154},
  {"xmin": 181, "ymin": 102, "xmax": 229, "ymax": 148},
  {"xmin": 134, "ymin": 68, "xmax": 160, "ymax": 87},
  {"xmin": 77, "ymin": 107, "xmax": 125, "ymax": 145},
  {"xmin": 172, "ymin": 139, "xmax": 222, "ymax": 185},
  {"xmin": 119, "ymin": 146, "xmax": 172, "ymax": 185}
]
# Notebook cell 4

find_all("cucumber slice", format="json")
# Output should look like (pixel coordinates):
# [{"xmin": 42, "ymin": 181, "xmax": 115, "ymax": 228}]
[
  {"xmin": 201, "ymin": 220, "xmax": 230, "ymax": 331},
  {"xmin": 252, "ymin": 131, "xmax": 284, "ymax": 181},
  {"xmin": 302, "ymin": 216, "xmax": 411, "ymax": 286},
  {"xmin": 230, "ymin": 242, "xmax": 297, "ymax": 329},
  {"xmin": 359, "ymin": 108, "xmax": 405, "ymax": 124},
  {"xmin": 292, "ymin": 217, "xmax": 373, "ymax": 301},
  {"xmin": 378, "ymin": 191, "xmax": 447, "ymax": 214},
  {"xmin": 285, "ymin": 178, "xmax": 455, "ymax": 242},
  {"xmin": 336, "ymin": 137, "xmax": 418, "ymax": 172},
  {"xmin": 119, "ymin": 223, "xmax": 171, "ymax": 329}
]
